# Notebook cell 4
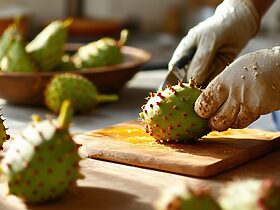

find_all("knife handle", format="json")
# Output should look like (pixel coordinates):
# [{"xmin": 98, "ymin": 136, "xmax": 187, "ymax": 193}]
[{"xmin": 174, "ymin": 48, "xmax": 197, "ymax": 69}]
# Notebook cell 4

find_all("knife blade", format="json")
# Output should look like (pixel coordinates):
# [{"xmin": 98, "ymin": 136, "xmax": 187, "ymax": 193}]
[{"xmin": 159, "ymin": 48, "xmax": 196, "ymax": 90}]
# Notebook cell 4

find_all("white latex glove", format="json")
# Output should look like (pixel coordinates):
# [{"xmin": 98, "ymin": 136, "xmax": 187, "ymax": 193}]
[
  {"xmin": 169, "ymin": 0, "xmax": 259, "ymax": 87},
  {"xmin": 194, "ymin": 47, "xmax": 280, "ymax": 131}
]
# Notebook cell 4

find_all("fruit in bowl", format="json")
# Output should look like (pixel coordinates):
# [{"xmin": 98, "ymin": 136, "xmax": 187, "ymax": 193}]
[
  {"xmin": 0, "ymin": 18, "xmax": 129, "ymax": 73},
  {"xmin": 0, "ymin": 19, "xmax": 150, "ymax": 105}
]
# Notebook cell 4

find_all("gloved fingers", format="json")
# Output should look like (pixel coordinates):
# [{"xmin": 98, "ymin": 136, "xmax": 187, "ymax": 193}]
[
  {"xmin": 231, "ymin": 103, "xmax": 260, "ymax": 129},
  {"xmin": 168, "ymin": 32, "xmax": 196, "ymax": 70},
  {"xmin": 208, "ymin": 99, "xmax": 240, "ymax": 131},
  {"xmin": 186, "ymin": 35, "xmax": 216, "ymax": 86},
  {"xmin": 203, "ymin": 51, "xmax": 237, "ymax": 87},
  {"xmin": 194, "ymin": 77, "xmax": 228, "ymax": 119}
]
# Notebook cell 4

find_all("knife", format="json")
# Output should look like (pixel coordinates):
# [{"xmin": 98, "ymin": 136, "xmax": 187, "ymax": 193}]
[{"xmin": 159, "ymin": 48, "xmax": 196, "ymax": 90}]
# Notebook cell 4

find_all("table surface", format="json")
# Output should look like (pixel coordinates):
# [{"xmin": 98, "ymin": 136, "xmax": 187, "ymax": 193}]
[{"xmin": 0, "ymin": 70, "xmax": 279, "ymax": 210}]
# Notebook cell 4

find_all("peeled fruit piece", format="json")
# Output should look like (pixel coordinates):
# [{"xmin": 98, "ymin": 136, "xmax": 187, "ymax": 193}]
[
  {"xmin": 1, "ymin": 35, "xmax": 36, "ymax": 72},
  {"xmin": 0, "ymin": 100, "xmax": 83, "ymax": 204},
  {"xmin": 219, "ymin": 179, "xmax": 280, "ymax": 210},
  {"xmin": 155, "ymin": 185, "xmax": 222, "ymax": 210},
  {"xmin": 73, "ymin": 29, "xmax": 128, "ymax": 69},
  {"xmin": 139, "ymin": 81, "xmax": 210, "ymax": 143},
  {"xmin": 26, "ymin": 19, "xmax": 71, "ymax": 71},
  {"xmin": 45, "ymin": 73, "xmax": 119, "ymax": 114}
]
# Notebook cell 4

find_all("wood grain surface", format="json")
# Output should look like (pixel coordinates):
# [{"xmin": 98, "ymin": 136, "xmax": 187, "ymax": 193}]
[{"xmin": 74, "ymin": 120, "xmax": 280, "ymax": 178}]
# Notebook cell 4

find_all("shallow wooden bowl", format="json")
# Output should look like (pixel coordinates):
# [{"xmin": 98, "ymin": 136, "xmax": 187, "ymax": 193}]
[{"xmin": 0, "ymin": 45, "xmax": 151, "ymax": 105}]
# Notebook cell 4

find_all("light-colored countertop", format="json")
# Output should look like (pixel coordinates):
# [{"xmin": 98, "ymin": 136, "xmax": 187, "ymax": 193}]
[{"xmin": 0, "ymin": 70, "xmax": 279, "ymax": 210}]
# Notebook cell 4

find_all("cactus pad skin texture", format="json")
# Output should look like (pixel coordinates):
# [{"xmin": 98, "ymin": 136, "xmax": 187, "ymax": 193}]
[
  {"xmin": 219, "ymin": 179, "xmax": 280, "ymax": 210},
  {"xmin": 26, "ymin": 20, "xmax": 70, "ymax": 71},
  {"xmin": 45, "ymin": 73, "xmax": 119, "ymax": 114},
  {"xmin": 139, "ymin": 81, "xmax": 210, "ymax": 143},
  {"xmin": 155, "ymin": 185, "xmax": 222, "ymax": 210},
  {"xmin": 73, "ymin": 30, "xmax": 128, "ymax": 69},
  {"xmin": 0, "ymin": 101, "xmax": 83, "ymax": 204}
]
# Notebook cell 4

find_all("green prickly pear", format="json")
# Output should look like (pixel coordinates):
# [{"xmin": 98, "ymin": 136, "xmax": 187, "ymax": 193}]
[
  {"xmin": 26, "ymin": 19, "xmax": 71, "ymax": 71},
  {"xmin": 139, "ymin": 80, "xmax": 210, "ymax": 143},
  {"xmin": 155, "ymin": 185, "xmax": 222, "ymax": 210},
  {"xmin": 73, "ymin": 30, "xmax": 128, "ymax": 69},
  {"xmin": 54, "ymin": 54, "xmax": 77, "ymax": 71},
  {"xmin": 0, "ymin": 19, "xmax": 22, "ymax": 61},
  {"xmin": 0, "ymin": 35, "xmax": 36, "ymax": 72},
  {"xmin": 45, "ymin": 73, "xmax": 119, "ymax": 114},
  {"xmin": 219, "ymin": 179, "xmax": 280, "ymax": 210},
  {"xmin": 0, "ymin": 100, "xmax": 83, "ymax": 204}
]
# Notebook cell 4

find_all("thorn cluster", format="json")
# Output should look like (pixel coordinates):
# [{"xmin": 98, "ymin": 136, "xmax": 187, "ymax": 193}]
[{"xmin": 139, "ymin": 82, "xmax": 210, "ymax": 143}]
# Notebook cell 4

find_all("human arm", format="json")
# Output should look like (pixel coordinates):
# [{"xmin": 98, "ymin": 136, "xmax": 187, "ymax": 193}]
[
  {"xmin": 251, "ymin": 0, "xmax": 274, "ymax": 17},
  {"xmin": 168, "ymin": 0, "xmax": 274, "ymax": 87}
]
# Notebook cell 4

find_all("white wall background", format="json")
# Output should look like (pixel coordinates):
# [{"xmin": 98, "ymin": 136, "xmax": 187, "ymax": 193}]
[
  {"xmin": 84, "ymin": 0, "xmax": 183, "ymax": 31},
  {"xmin": 0, "ymin": 0, "xmax": 183, "ymax": 32},
  {"xmin": 0, "ymin": 0, "xmax": 65, "ymax": 20},
  {"xmin": 0, "ymin": 0, "xmax": 280, "ymax": 32}
]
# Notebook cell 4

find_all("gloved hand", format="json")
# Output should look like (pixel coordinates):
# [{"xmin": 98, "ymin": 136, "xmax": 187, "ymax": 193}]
[
  {"xmin": 194, "ymin": 47, "xmax": 280, "ymax": 131},
  {"xmin": 169, "ymin": 0, "xmax": 260, "ymax": 87}
]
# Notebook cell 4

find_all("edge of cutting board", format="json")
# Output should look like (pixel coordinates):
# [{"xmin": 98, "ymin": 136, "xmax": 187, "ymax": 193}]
[{"xmin": 74, "ymin": 120, "xmax": 280, "ymax": 178}]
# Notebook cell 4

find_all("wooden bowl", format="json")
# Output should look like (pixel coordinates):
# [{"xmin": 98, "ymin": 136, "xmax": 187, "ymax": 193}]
[{"xmin": 0, "ymin": 45, "xmax": 151, "ymax": 105}]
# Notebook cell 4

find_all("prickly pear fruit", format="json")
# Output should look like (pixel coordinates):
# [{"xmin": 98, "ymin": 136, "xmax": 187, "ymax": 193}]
[
  {"xmin": 0, "ymin": 100, "xmax": 83, "ymax": 204},
  {"xmin": 1, "ymin": 35, "xmax": 36, "ymax": 72},
  {"xmin": 73, "ymin": 30, "xmax": 128, "ymax": 69},
  {"xmin": 45, "ymin": 73, "xmax": 119, "ymax": 114},
  {"xmin": 139, "ymin": 80, "xmax": 210, "ymax": 143},
  {"xmin": 0, "ymin": 112, "xmax": 9, "ymax": 149},
  {"xmin": 26, "ymin": 19, "xmax": 71, "ymax": 71},
  {"xmin": 0, "ymin": 24, "xmax": 20, "ymax": 62},
  {"xmin": 219, "ymin": 179, "xmax": 280, "ymax": 210},
  {"xmin": 54, "ymin": 54, "xmax": 77, "ymax": 71},
  {"xmin": 155, "ymin": 185, "xmax": 222, "ymax": 210}
]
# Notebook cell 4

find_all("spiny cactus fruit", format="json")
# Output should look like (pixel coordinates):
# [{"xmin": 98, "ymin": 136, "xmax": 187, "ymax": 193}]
[
  {"xmin": 73, "ymin": 29, "xmax": 128, "ymax": 69},
  {"xmin": 54, "ymin": 54, "xmax": 77, "ymax": 71},
  {"xmin": 0, "ymin": 100, "xmax": 83, "ymax": 204},
  {"xmin": 155, "ymin": 185, "xmax": 222, "ymax": 210},
  {"xmin": 0, "ymin": 23, "xmax": 20, "ymax": 61},
  {"xmin": 0, "ymin": 112, "xmax": 9, "ymax": 149},
  {"xmin": 45, "ymin": 73, "xmax": 118, "ymax": 114},
  {"xmin": 139, "ymin": 80, "xmax": 210, "ymax": 143},
  {"xmin": 219, "ymin": 179, "xmax": 280, "ymax": 210},
  {"xmin": 1, "ymin": 34, "xmax": 36, "ymax": 72},
  {"xmin": 26, "ymin": 19, "xmax": 71, "ymax": 71}
]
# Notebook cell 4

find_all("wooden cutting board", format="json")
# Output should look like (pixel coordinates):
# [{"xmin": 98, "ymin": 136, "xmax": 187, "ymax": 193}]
[{"xmin": 74, "ymin": 120, "xmax": 280, "ymax": 178}]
